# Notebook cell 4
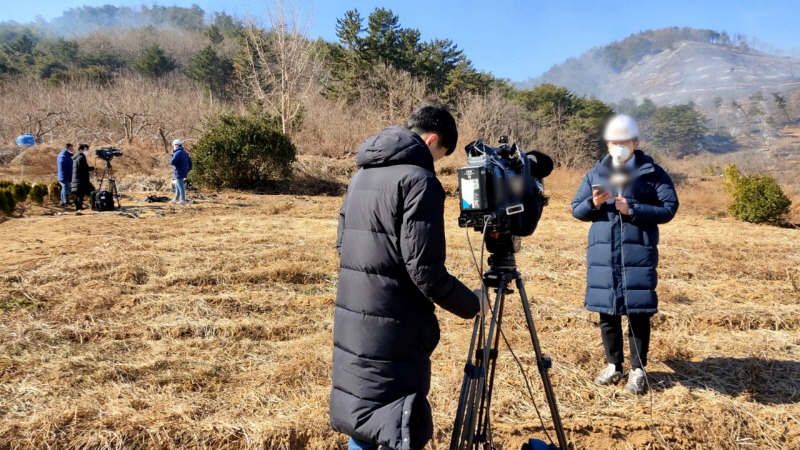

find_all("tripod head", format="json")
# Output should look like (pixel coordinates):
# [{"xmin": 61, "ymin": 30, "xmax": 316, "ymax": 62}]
[{"xmin": 484, "ymin": 232, "xmax": 521, "ymax": 282}]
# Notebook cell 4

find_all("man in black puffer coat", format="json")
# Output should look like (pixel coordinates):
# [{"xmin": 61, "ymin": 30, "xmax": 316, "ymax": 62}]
[
  {"xmin": 71, "ymin": 144, "xmax": 94, "ymax": 211},
  {"xmin": 330, "ymin": 105, "xmax": 482, "ymax": 450}
]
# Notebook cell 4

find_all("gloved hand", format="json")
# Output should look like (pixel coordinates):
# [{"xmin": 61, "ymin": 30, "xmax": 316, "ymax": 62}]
[{"xmin": 472, "ymin": 288, "xmax": 492, "ymax": 317}]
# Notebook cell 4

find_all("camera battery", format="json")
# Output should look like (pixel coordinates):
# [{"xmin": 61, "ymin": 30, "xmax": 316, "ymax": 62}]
[{"xmin": 458, "ymin": 166, "xmax": 488, "ymax": 211}]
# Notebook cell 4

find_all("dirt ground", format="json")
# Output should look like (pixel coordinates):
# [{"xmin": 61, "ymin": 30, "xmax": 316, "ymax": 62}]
[{"xmin": 0, "ymin": 177, "xmax": 798, "ymax": 449}]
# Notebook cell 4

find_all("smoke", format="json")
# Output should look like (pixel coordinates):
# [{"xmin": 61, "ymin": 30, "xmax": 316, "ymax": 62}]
[{"xmin": 1, "ymin": 4, "xmax": 217, "ymax": 39}]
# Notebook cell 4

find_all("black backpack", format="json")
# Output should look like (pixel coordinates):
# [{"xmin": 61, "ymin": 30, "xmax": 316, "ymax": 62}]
[{"xmin": 92, "ymin": 190, "xmax": 115, "ymax": 211}]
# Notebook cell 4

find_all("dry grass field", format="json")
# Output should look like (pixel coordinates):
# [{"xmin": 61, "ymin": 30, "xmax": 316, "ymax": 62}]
[{"xmin": 0, "ymin": 167, "xmax": 798, "ymax": 449}]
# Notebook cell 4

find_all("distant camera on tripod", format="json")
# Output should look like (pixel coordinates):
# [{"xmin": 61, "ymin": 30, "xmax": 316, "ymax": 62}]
[
  {"xmin": 95, "ymin": 146, "xmax": 123, "ymax": 161},
  {"xmin": 457, "ymin": 136, "xmax": 553, "ymax": 237},
  {"xmin": 91, "ymin": 146, "xmax": 122, "ymax": 211}
]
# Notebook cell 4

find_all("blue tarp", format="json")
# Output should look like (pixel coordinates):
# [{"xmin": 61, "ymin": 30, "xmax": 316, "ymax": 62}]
[{"xmin": 16, "ymin": 134, "xmax": 36, "ymax": 147}]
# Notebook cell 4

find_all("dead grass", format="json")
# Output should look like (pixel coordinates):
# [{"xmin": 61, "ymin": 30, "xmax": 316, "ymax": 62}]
[{"xmin": 0, "ymin": 169, "xmax": 798, "ymax": 449}]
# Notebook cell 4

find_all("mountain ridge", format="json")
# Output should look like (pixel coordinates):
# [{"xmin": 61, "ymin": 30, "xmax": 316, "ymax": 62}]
[{"xmin": 517, "ymin": 28, "xmax": 800, "ymax": 112}]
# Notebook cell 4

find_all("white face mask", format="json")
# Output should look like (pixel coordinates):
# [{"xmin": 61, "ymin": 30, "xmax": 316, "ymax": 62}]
[{"xmin": 610, "ymin": 144, "xmax": 631, "ymax": 165}]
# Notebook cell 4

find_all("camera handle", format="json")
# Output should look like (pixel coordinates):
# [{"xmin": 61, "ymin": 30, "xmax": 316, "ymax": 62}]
[{"xmin": 450, "ymin": 263, "xmax": 568, "ymax": 450}]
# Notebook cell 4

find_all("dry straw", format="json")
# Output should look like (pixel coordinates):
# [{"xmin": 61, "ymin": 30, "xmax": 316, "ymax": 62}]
[{"xmin": 0, "ymin": 163, "xmax": 798, "ymax": 449}]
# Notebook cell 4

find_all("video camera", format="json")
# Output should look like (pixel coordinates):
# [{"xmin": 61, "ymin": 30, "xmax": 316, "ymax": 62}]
[
  {"xmin": 95, "ymin": 146, "xmax": 123, "ymax": 161},
  {"xmin": 457, "ymin": 136, "xmax": 553, "ymax": 237}
]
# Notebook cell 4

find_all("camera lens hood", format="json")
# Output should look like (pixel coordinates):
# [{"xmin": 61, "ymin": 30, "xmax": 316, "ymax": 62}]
[{"xmin": 526, "ymin": 151, "xmax": 553, "ymax": 179}]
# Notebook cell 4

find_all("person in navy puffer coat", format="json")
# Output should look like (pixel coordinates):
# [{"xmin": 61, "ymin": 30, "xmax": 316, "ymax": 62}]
[
  {"xmin": 571, "ymin": 114, "xmax": 679, "ymax": 394},
  {"xmin": 170, "ymin": 139, "xmax": 192, "ymax": 203},
  {"xmin": 56, "ymin": 143, "xmax": 74, "ymax": 206}
]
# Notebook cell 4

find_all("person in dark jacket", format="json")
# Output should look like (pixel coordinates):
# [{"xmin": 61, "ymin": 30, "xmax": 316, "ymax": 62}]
[
  {"xmin": 56, "ymin": 143, "xmax": 74, "ymax": 206},
  {"xmin": 571, "ymin": 114, "xmax": 679, "ymax": 394},
  {"xmin": 170, "ymin": 139, "xmax": 192, "ymax": 204},
  {"xmin": 330, "ymin": 105, "xmax": 485, "ymax": 450},
  {"xmin": 71, "ymin": 144, "xmax": 94, "ymax": 211}
]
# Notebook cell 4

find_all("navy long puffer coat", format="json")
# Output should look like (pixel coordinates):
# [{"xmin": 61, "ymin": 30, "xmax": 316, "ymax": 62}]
[
  {"xmin": 330, "ymin": 126, "xmax": 480, "ymax": 450},
  {"xmin": 571, "ymin": 150, "xmax": 679, "ymax": 316},
  {"xmin": 57, "ymin": 149, "xmax": 73, "ymax": 183}
]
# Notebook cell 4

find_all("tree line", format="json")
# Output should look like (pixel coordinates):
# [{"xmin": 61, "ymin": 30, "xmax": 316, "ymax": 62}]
[{"xmin": 0, "ymin": 4, "xmax": 716, "ymax": 166}]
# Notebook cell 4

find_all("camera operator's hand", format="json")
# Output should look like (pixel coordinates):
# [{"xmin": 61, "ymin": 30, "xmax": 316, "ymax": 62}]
[
  {"xmin": 592, "ymin": 188, "xmax": 612, "ymax": 207},
  {"xmin": 615, "ymin": 196, "xmax": 631, "ymax": 215},
  {"xmin": 472, "ymin": 288, "xmax": 492, "ymax": 317}
]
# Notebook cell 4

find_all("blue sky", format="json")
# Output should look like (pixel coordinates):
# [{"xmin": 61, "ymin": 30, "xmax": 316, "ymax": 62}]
[{"xmin": 2, "ymin": 1, "xmax": 798, "ymax": 81}]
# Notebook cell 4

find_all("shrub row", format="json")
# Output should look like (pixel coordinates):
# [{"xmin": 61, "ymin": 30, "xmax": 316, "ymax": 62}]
[{"xmin": 0, "ymin": 180, "xmax": 53, "ymax": 214}]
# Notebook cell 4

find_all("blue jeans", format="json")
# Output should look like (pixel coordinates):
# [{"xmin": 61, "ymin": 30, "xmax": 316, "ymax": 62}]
[
  {"xmin": 60, "ymin": 181, "xmax": 70, "ymax": 204},
  {"xmin": 347, "ymin": 437, "xmax": 393, "ymax": 450},
  {"xmin": 174, "ymin": 178, "xmax": 186, "ymax": 201}
]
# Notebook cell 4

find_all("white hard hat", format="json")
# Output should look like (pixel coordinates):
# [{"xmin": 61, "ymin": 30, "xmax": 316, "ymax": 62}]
[
  {"xmin": 172, "ymin": 139, "xmax": 183, "ymax": 147},
  {"xmin": 604, "ymin": 115, "xmax": 639, "ymax": 141}
]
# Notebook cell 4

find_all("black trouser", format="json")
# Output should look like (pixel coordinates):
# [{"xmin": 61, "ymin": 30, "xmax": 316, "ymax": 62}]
[
  {"xmin": 599, "ymin": 313, "xmax": 651, "ymax": 369},
  {"xmin": 75, "ymin": 195, "xmax": 84, "ymax": 211}
]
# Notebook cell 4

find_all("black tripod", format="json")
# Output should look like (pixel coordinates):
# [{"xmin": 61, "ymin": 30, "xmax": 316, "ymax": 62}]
[
  {"xmin": 96, "ymin": 158, "xmax": 121, "ymax": 209},
  {"xmin": 450, "ymin": 233, "xmax": 568, "ymax": 450}
]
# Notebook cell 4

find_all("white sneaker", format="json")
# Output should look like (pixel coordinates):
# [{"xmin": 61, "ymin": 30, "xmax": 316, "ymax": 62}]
[
  {"xmin": 625, "ymin": 367, "xmax": 647, "ymax": 394},
  {"xmin": 169, "ymin": 199, "xmax": 179, "ymax": 204},
  {"xmin": 595, "ymin": 363, "xmax": 623, "ymax": 385}
]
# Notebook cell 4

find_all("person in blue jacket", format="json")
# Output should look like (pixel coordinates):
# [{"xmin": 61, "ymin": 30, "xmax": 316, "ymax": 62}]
[
  {"xmin": 56, "ymin": 143, "xmax": 75, "ymax": 206},
  {"xmin": 571, "ymin": 114, "xmax": 679, "ymax": 394},
  {"xmin": 170, "ymin": 139, "xmax": 192, "ymax": 204}
]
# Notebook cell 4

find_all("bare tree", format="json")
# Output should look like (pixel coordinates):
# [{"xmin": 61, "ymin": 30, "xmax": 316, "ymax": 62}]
[
  {"xmin": 238, "ymin": 0, "xmax": 321, "ymax": 134},
  {"xmin": 356, "ymin": 63, "xmax": 427, "ymax": 126},
  {"xmin": 771, "ymin": 92, "xmax": 791, "ymax": 124},
  {"xmin": 0, "ymin": 79, "xmax": 69, "ymax": 142},
  {"xmin": 713, "ymin": 96, "xmax": 723, "ymax": 134},
  {"xmin": 457, "ymin": 90, "xmax": 527, "ymax": 145},
  {"xmin": 746, "ymin": 92, "xmax": 773, "ymax": 144}
]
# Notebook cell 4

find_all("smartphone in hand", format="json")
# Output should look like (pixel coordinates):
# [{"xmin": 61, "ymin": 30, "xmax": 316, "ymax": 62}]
[{"xmin": 591, "ymin": 184, "xmax": 607, "ymax": 194}]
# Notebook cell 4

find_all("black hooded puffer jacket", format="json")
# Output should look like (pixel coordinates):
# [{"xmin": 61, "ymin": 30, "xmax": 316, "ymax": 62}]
[{"xmin": 330, "ymin": 126, "xmax": 479, "ymax": 450}]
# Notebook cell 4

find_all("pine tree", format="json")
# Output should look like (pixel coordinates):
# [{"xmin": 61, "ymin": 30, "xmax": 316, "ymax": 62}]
[
  {"xmin": 188, "ymin": 45, "xmax": 232, "ymax": 103},
  {"xmin": 133, "ymin": 45, "xmax": 176, "ymax": 77}
]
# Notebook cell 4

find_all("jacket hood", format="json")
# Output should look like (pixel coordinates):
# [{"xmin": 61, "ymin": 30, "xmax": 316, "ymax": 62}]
[{"xmin": 355, "ymin": 126, "xmax": 434, "ymax": 172}]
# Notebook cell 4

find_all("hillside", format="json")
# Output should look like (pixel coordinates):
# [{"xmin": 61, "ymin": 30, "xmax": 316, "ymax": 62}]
[
  {"xmin": 0, "ymin": 174, "xmax": 798, "ymax": 449},
  {"xmin": 521, "ymin": 29, "xmax": 800, "ymax": 111},
  {"xmin": 608, "ymin": 41, "xmax": 799, "ymax": 107}
]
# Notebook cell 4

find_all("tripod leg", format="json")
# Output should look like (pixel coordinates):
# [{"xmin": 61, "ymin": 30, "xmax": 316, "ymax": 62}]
[
  {"xmin": 476, "ymin": 284, "xmax": 507, "ymax": 445},
  {"xmin": 516, "ymin": 278, "xmax": 569, "ymax": 449},
  {"xmin": 98, "ymin": 168, "xmax": 106, "ymax": 192},
  {"xmin": 450, "ymin": 316, "xmax": 482, "ymax": 450},
  {"xmin": 464, "ymin": 281, "xmax": 506, "ymax": 449},
  {"xmin": 108, "ymin": 167, "xmax": 120, "ymax": 209},
  {"xmin": 450, "ymin": 280, "xmax": 508, "ymax": 450}
]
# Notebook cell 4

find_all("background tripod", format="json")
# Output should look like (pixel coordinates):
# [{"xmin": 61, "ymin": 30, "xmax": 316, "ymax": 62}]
[
  {"xmin": 450, "ymin": 233, "xmax": 568, "ymax": 450},
  {"xmin": 96, "ymin": 158, "xmax": 121, "ymax": 209}
]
